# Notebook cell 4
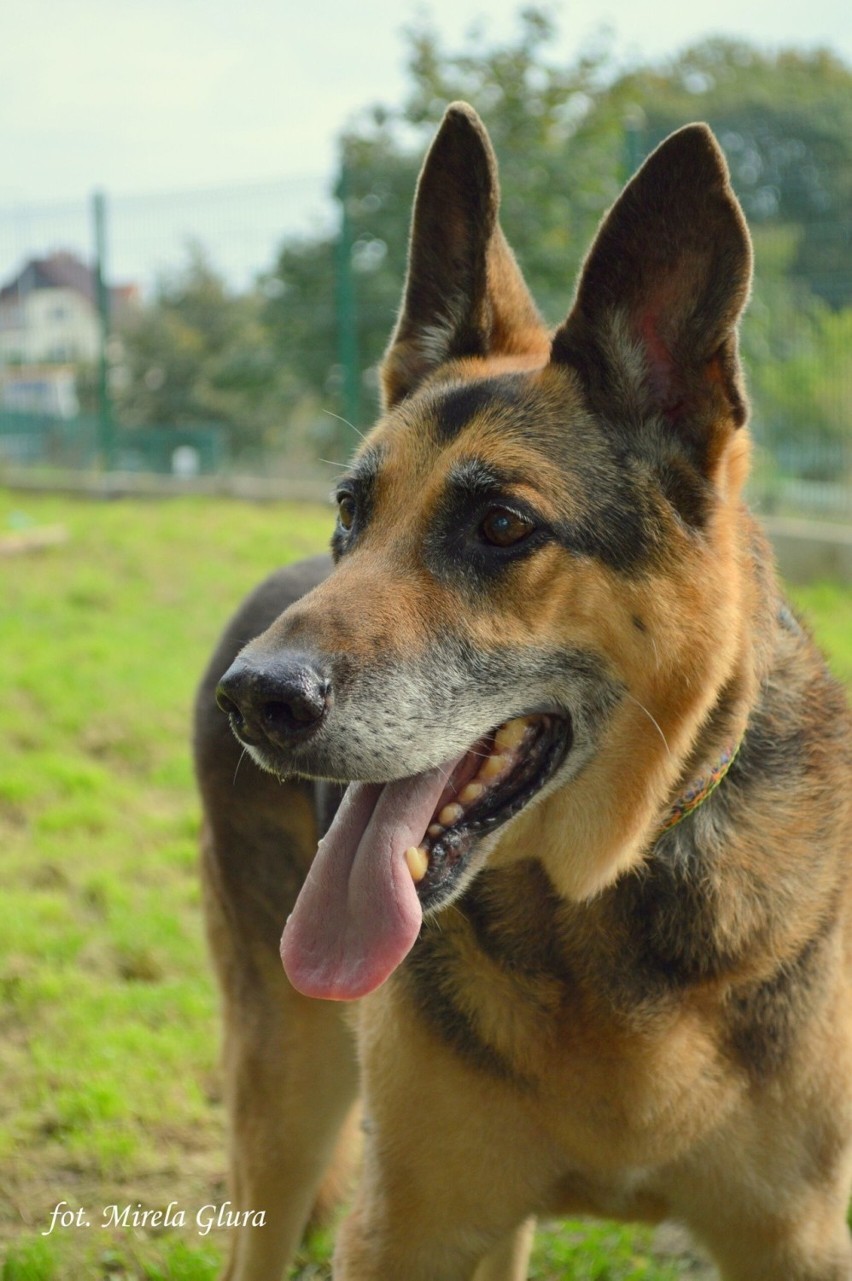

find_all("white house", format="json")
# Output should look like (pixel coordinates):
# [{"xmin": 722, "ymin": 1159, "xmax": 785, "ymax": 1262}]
[{"xmin": 0, "ymin": 251, "xmax": 137, "ymax": 367}]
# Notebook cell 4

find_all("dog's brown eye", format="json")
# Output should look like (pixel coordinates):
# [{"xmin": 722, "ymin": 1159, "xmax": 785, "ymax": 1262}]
[
  {"xmin": 337, "ymin": 495, "xmax": 355, "ymax": 531},
  {"xmin": 480, "ymin": 507, "xmax": 534, "ymax": 548}
]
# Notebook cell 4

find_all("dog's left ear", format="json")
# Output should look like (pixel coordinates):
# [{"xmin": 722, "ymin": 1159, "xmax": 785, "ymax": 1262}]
[
  {"xmin": 381, "ymin": 102, "xmax": 545, "ymax": 408},
  {"xmin": 551, "ymin": 124, "xmax": 752, "ymax": 472}
]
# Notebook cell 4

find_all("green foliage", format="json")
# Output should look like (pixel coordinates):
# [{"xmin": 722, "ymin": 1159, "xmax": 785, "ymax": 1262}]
[
  {"xmin": 111, "ymin": 11, "xmax": 852, "ymax": 480},
  {"xmin": 615, "ymin": 40, "xmax": 852, "ymax": 307},
  {"xmin": 115, "ymin": 244, "xmax": 303, "ymax": 460},
  {"xmin": 751, "ymin": 302, "xmax": 852, "ymax": 463},
  {"xmin": 263, "ymin": 135, "xmax": 420, "ymax": 454},
  {"xmin": 401, "ymin": 8, "xmax": 628, "ymax": 317},
  {"xmin": 263, "ymin": 13, "xmax": 852, "ymax": 462},
  {"xmin": 264, "ymin": 8, "xmax": 629, "ymax": 442}
]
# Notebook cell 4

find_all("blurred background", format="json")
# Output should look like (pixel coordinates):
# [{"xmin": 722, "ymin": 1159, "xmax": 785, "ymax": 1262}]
[
  {"xmin": 2, "ymin": 4, "xmax": 852, "ymax": 1279},
  {"xmin": 1, "ymin": 0, "xmax": 851, "ymax": 518}
]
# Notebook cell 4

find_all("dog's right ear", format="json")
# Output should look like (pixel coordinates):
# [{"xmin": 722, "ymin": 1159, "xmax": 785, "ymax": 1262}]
[{"xmin": 381, "ymin": 103, "xmax": 544, "ymax": 408}]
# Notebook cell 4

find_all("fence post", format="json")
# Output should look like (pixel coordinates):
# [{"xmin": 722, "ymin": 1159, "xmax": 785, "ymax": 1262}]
[
  {"xmin": 92, "ymin": 189, "xmax": 114, "ymax": 469},
  {"xmin": 334, "ymin": 155, "xmax": 361, "ymax": 441},
  {"xmin": 623, "ymin": 106, "xmax": 646, "ymax": 179}
]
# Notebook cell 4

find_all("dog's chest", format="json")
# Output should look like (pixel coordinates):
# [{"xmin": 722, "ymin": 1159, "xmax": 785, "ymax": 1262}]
[{"xmin": 404, "ymin": 873, "xmax": 747, "ymax": 1168}]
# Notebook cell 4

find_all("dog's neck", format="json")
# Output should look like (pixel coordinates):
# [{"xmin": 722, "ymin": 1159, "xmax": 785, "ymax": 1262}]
[
  {"xmin": 655, "ymin": 734, "xmax": 743, "ymax": 839},
  {"xmin": 652, "ymin": 610, "xmax": 760, "ymax": 845}
]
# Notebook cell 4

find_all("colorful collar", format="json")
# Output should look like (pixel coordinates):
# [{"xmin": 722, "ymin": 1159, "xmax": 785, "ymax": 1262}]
[{"xmin": 655, "ymin": 737, "xmax": 742, "ymax": 839}]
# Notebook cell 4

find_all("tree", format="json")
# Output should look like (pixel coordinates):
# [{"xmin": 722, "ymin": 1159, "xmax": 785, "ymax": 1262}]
[
  {"xmin": 263, "ymin": 129, "xmax": 422, "ymax": 455},
  {"xmin": 117, "ymin": 12, "xmax": 852, "ymax": 477},
  {"xmin": 264, "ymin": 9, "xmax": 628, "ymax": 449},
  {"xmin": 264, "ymin": 11, "xmax": 852, "ymax": 466},
  {"xmin": 604, "ymin": 40, "xmax": 852, "ymax": 466},
  {"xmin": 116, "ymin": 244, "xmax": 298, "ymax": 458},
  {"xmin": 612, "ymin": 40, "xmax": 852, "ymax": 308}
]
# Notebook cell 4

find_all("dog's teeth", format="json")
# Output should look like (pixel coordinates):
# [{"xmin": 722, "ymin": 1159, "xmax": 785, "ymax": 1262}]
[
  {"xmin": 479, "ymin": 753, "xmax": 509, "ymax": 781},
  {"xmin": 404, "ymin": 845, "xmax": 429, "ymax": 883},
  {"xmin": 427, "ymin": 823, "xmax": 444, "ymax": 839},
  {"xmin": 459, "ymin": 781, "xmax": 485, "ymax": 805},
  {"xmin": 438, "ymin": 802, "xmax": 464, "ymax": 827},
  {"xmin": 494, "ymin": 718, "xmax": 529, "ymax": 751}
]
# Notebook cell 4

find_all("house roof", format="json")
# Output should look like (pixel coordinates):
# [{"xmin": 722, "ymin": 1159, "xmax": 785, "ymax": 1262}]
[{"xmin": 0, "ymin": 251, "xmax": 137, "ymax": 311}]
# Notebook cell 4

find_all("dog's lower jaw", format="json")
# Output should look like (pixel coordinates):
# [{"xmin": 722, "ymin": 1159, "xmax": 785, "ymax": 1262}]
[{"xmin": 408, "ymin": 712, "xmax": 574, "ymax": 911}]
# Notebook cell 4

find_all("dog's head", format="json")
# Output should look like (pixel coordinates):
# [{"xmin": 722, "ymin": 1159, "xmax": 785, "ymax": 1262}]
[{"xmin": 217, "ymin": 104, "xmax": 753, "ymax": 999}]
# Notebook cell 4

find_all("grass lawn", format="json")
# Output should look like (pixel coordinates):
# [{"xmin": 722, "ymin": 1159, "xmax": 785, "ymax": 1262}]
[{"xmin": 1, "ymin": 489, "xmax": 850, "ymax": 1281}]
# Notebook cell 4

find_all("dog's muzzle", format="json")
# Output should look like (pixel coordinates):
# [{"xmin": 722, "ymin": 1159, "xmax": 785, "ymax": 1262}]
[{"xmin": 216, "ymin": 653, "xmax": 331, "ymax": 752}]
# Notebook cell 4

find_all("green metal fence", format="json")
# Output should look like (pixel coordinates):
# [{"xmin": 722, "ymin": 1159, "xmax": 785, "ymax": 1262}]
[{"xmin": 0, "ymin": 411, "xmax": 227, "ymax": 476}]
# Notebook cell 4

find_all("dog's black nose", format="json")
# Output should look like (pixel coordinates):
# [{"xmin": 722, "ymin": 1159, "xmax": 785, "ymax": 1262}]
[{"xmin": 216, "ymin": 654, "xmax": 331, "ymax": 749}]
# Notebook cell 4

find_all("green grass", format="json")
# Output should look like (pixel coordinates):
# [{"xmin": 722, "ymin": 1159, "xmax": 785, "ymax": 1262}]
[
  {"xmin": 787, "ymin": 580, "xmax": 852, "ymax": 687},
  {"xmin": 0, "ymin": 492, "xmax": 332, "ymax": 1280},
  {"xmin": 0, "ymin": 489, "xmax": 850, "ymax": 1280}
]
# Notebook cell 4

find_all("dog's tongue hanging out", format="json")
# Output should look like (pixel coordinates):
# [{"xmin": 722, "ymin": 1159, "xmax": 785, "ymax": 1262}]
[{"xmin": 280, "ymin": 766, "xmax": 450, "ymax": 1000}]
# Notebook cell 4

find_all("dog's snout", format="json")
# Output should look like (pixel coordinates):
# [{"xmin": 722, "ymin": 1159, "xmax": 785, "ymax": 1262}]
[{"xmin": 216, "ymin": 654, "xmax": 331, "ymax": 750}]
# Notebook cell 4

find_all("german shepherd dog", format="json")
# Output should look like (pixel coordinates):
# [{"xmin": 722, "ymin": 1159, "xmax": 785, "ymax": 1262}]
[{"xmin": 195, "ymin": 104, "xmax": 852, "ymax": 1280}]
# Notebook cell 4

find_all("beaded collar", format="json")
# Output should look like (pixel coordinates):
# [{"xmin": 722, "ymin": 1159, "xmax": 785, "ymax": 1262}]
[{"xmin": 655, "ymin": 737, "xmax": 743, "ymax": 839}]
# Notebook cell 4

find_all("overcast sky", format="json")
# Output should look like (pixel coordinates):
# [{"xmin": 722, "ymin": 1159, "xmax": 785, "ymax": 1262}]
[
  {"xmin": 3, "ymin": 0, "xmax": 852, "ymax": 205},
  {"xmin": 1, "ymin": 0, "xmax": 850, "ymax": 294}
]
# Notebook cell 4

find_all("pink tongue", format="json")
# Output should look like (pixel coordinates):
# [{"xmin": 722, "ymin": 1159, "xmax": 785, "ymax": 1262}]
[{"xmin": 280, "ymin": 764, "xmax": 454, "ymax": 1000}]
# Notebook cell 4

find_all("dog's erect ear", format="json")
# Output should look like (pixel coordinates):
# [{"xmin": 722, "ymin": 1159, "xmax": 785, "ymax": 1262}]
[
  {"xmin": 381, "ymin": 103, "xmax": 544, "ymax": 408},
  {"xmin": 551, "ymin": 124, "xmax": 752, "ymax": 469}
]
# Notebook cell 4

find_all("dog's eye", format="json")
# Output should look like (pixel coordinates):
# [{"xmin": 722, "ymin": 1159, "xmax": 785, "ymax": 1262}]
[
  {"xmin": 337, "ymin": 494, "xmax": 356, "ymax": 531},
  {"xmin": 479, "ymin": 507, "xmax": 535, "ymax": 548}
]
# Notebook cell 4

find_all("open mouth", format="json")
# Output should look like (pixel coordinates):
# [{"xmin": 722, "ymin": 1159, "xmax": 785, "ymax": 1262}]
[
  {"xmin": 280, "ymin": 710, "xmax": 572, "ymax": 1002},
  {"xmin": 403, "ymin": 712, "xmax": 573, "ymax": 908}
]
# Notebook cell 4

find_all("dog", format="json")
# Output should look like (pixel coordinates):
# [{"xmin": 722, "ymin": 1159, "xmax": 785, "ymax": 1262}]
[{"xmin": 194, "ymin": 103, "xmax": 852, "ymax": 1280}]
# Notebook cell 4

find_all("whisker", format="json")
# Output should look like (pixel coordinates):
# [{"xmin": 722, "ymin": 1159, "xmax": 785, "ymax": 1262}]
[
  {"xmin": 323, "ymin": 409, "xmax": 367, "ymax": 441},
  {"xmin": 319, "ymin": 457, "xmax": 350, "ymax": 469},
  {"xmin": 233, "ymin": 747, "xmax": 249, "ymax": 786},
  {"xmin": 625, "ymin": 692, "xmax": 671, "ymax": 756}
]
